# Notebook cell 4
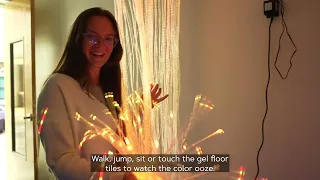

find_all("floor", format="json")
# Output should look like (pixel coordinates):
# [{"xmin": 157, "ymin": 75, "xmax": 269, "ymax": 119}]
[
  {"xmin": 0, "ymin": 107, "xmax": 34, "ymax": 180},
  {"xmin": 0, "ymin": 131, "xmax": 7, "ymax": 180}
]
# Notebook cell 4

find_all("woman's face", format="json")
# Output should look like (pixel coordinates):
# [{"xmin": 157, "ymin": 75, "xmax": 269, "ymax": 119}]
[{"xmin": 82, "ymin": 16, "xmax": 117, "ymax": 69}]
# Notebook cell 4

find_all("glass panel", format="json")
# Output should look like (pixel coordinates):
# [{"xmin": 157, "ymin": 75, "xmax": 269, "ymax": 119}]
[{"xmin": 12, "ymin": 40, "xmax": 26, "ymax": 156}]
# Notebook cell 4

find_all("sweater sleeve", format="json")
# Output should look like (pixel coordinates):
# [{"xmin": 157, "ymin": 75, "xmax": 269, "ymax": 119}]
[{"xmin": 37, "ymin": 77, "xmax": 94, "ymax": 180}]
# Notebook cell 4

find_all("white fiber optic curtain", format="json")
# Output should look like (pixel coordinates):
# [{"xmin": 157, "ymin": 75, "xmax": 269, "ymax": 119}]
[{"xmin": 114, "ymin": 0, "xmax": 181, "ymax": 155}]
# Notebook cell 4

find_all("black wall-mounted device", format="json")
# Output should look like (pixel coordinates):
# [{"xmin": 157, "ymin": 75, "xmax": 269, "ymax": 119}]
[{"xmin": 264, "ymin": 0, "xmax": 280, "ymax": 18}]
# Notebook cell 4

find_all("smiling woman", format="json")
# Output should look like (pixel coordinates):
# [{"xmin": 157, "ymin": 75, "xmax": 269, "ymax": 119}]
[
  {"xmin": 37, "ymin": 7, "xmax": 131, "ymax": 180},
  {"xmin": 37, "ymin": 7, "xmax": 168, "ymax": 180}
]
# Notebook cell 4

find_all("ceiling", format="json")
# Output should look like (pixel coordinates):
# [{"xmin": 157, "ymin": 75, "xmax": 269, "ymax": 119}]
[
  {"xmin": 11, "ymin": 0, "xmax": 30, "ymax": 4},
  {"xmin": 0, "ymin": 0, "xmax": 30, "ymax": 5}
]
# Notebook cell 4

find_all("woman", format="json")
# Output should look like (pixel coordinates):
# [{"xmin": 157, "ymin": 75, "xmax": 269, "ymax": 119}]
[{"xmin": 37, "ymin": 7, "xmax": 168, "ymax": 180}]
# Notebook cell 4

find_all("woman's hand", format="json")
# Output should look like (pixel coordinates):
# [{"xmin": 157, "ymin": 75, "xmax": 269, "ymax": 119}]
[
  {"xmin": 140, "ymin": 83, "xmax": 169, "ymax": 108},
  {"xmin": 150, "ymin": 84, "xmax": 169, "ymax": 107}
]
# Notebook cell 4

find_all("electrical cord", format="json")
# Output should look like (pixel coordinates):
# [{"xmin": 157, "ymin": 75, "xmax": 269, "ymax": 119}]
[
  {"xmin": 255, "ymin": 1, "xmax": 297, "ymax": 179},
  {"xmin": 275, "ymin": 0, "xmax": 297, "ymax": 79},
  {"xmin": 254, "ymin": 16, "xmax": 273, "ymax": 180}
]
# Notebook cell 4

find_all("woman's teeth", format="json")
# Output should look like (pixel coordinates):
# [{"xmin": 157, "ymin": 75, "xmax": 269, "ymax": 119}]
[{"xmin": 91, "ymin": 52, "xmax": 105, "ymax": 57}]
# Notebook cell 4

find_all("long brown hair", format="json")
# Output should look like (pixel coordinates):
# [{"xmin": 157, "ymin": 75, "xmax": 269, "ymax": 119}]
[{"xmin": 53, "ymin": 7, "xmax": 123, "ymax": 107}]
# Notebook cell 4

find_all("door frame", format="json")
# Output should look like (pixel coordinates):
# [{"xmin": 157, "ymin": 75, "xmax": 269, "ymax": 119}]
[{"xmin": 31, "ymin": 0, "xmax": 38, "ymax": 179}]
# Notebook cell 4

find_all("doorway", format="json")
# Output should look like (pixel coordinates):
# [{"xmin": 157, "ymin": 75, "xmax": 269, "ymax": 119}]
[
  {"xmin": 0, "ymin": 3, "xmax": 7, "ymax": 180},
  {"xmin": 1, "ymin": 0, "xmax": 37, "ymax": 179}
]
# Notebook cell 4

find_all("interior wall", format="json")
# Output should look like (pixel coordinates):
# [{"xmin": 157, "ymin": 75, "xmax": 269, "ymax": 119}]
[
  {"xmin": 0, "ymin": 5, "xmax": 6, "ymax": 180},
  {"xmin": 0, "ymin": 6, "xmax": 5, "ymax": 105},
  {"xmin": 180, "ymin": 0, "xmax": 320, "ymax": 179},
  {"xmin": 34, "ymin": 0, "xmax": 64, "ymax": 99},
  {"xmin": 0, "ymin": 6, "xmax": 4, "ymax": 62}
]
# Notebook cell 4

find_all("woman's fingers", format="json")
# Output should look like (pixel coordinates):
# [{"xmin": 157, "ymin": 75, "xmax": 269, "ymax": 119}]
[
  {"xmin": 156, "ymin": 94, "xmax": 169, "ymax": 103},
  {"xmin": 154, "ymin": 87, "xmax": 162, "ymax": 97},
  {"xmin": 151, "ymin": 84, "xmax": 159, "ymax": 94}
]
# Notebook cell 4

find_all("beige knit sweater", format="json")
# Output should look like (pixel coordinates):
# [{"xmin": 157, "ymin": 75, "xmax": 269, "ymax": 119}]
[{"xmin": 37, "ymin": 73, "xmax": 124, "ymax": 180}]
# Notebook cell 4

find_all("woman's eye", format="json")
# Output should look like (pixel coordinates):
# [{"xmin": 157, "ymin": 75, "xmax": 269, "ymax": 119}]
[
  {"xmin": 105, "ymin": 37, "xmax": 114, "ymax": 41},
  {"xmin": 89, "ymin": 35, "xmax": 97, "ymax": 40}
]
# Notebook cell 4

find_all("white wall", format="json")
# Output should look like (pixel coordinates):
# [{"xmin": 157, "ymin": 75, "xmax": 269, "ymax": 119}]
[
  {"xmin": 3, "ymin": 4, "xmax": 33, "ymax": 180},
  {"xmin": 0, "ymin": 6, "xmax": 4, "ymax": 62},
  {"xmin": 35, "ymin": 0, "xmax": 64, "ymax": 99},
  {"xmin": 0, "ymin": 5, "xmax": 6, "ymax": 180},
  {"xmin": 179, "ymin": 0, "xmax": 320, "ymax": 179}
]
